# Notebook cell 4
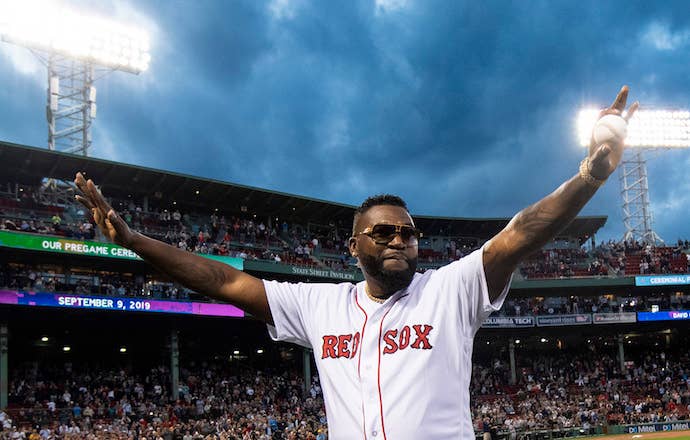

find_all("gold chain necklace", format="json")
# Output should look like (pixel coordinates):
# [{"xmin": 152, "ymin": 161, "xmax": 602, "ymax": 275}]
[{"xmin": 364, "ymin": 283, "xmax": 386, "ymax": 304}]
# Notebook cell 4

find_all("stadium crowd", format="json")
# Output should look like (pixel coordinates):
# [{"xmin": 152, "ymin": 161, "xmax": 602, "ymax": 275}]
[
  {"xmin": 499, "ymin": 292, "xmax": 690, "ymax": 317},
  {"xmin": 471, "ymin": 341, "xmax": 690, "ymax": 435},
  {"xmin": 2, "ymin": 184, "xmax": 690, "ymax": 282},
  {"xmin": 3, "ymin": 185, "xmax": 690, "ymax": 281},
  {"xmin": 1, "ymin": 338, "xmax": 688, "ymax": 438},
  {"xmin": 3, "ymin": 210, "xmax": 690, "ymax": 281},
  {"xmin": 5, "ymin": 361, "xmax": 327, "ymax": 439},
  {"xmin": 0, "ymin": 187, "xmax": 354, "ymax": 273}
]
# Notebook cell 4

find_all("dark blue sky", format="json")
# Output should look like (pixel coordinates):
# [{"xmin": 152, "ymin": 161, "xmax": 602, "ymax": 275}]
[{"xmin": 1, "ymin": 0, "xmax": 690, "ymax": 242}]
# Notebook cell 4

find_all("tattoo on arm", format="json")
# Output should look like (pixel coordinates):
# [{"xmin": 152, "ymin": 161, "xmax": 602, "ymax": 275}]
[
  {"xmin": 508, "ymin": 173, "xmax": 598, "ymax": 260},
  {"xmin": 132, "ymin": 233, "xmax": 237, "ymax": 300},
  {"xmin": 484, "ymin": 173, "xmax": 598, "ymax": 302}
]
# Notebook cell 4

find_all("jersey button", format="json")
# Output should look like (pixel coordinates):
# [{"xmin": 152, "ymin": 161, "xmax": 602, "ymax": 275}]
[{"xmin": 372, "ymin": 431, "xmax": 378, "ymax": 437}]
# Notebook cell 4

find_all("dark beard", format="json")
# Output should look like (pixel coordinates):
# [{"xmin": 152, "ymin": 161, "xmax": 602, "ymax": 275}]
[{"xmin": 359, "ymin": 253, "xmax": 417, "ymax": 295}]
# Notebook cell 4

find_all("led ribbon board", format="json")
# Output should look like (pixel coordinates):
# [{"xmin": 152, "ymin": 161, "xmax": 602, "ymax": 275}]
[
  {"xmin": 0, "ymin": 230, "xmax": 243, "ymax": 270},
  {"xmin": 635, "ymin": 274, "xmax": 690, "ymax": 286},
  {"xmin": 0, "ymin": 290, "xmax": 244, "ymax": 318},
  {"xmin": 637, "ymin": 311, "xmax": 690, "ymax": 322}
]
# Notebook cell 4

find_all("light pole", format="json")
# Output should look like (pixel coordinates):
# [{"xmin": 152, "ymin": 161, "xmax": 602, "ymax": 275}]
[{"xmin": 0, "ymin": 0, "xmax": 151, "ymax": 157}]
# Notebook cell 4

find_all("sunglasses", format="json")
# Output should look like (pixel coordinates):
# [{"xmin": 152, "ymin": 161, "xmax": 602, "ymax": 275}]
[{"xmin": 355, "ymin": 223, "xmax": 421, "ymax": 245}]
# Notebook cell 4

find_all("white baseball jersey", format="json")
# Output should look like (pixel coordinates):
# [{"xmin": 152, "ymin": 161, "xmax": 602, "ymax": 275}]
[{"xmin": 264, "ymin": 245, "xmax": 510, "ymax": 440}]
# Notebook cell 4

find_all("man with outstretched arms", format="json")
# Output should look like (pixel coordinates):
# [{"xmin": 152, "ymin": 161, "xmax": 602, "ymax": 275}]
[{"xmin": 75, "ymin": 87, "xmax": 638, "ymax": 439}]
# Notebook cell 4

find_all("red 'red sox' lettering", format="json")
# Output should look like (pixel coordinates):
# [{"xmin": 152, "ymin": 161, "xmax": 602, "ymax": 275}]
[
  {"xmin": 383, "ymin": 324, "xmax": 434, "ymax": 354},
  {"xmin": 322, "ymin": 325, "xmax": 432, "ymax": 358},
  {"xmin": 322, "ymin": 332, "xmax": 360, "ymax": 359},
  {"xmin": 382, "ymin": 329, "xmax": 398, "ymax": 354},
  {"xmin": 321, "ymin": 335, "xmax": 338, "ymax": 359},
  {"xmin": 410, "ymin": 324, "xmax": 433, "ymax": 349}
]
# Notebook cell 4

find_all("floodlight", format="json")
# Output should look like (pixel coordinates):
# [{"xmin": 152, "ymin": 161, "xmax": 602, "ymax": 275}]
[
  {"xmin": 0, "ymin": 1, "xmax": 150, "ymax": 74},
  {"xmin": 575, "ymin": 106, "xmax": 687, "ymax": 244},
  {"xmin": 577, "ymin": 109, "xmax": 690, "ymax": 148},
  {"xmin": 41, "ymin": 336, "xmax": 49, "ymax": 342},
  {"xmin": 0, "ymin": 0, "xmax": 152, "ymax": 157},
  {"xmin": 62, "ymin": 346, "xmax": 71, "ymax": 352},
  {"xmin": 120, "ymin": 347, "xmax": 127, "ymax": 353}
]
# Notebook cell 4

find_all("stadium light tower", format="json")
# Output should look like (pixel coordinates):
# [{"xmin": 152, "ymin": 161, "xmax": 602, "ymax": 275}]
[
  {"xmin": 577, "ymin": 108, "xmax": 690, "ymax": 244},
  {"xmin": 0, "ymin": 0, "xmax": 151, "ymax": 156}
]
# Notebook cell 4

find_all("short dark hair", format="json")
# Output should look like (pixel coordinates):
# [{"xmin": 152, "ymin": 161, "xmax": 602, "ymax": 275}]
[{"xmin": 352, "ymin": 194, "xmax": 408, "ymax": 234}]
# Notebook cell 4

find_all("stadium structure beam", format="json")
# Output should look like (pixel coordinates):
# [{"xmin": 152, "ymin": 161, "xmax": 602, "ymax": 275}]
[
  {"xmin": 619, "ymin": 150, "xmax": 661, "ymax": 244},
  {"xmin": 303, "ymin": 348, "xmax": 312, "ymax": 398},
  {"xmin": 577, "ymin": 108, "xmax": 690, "ymax": 244},
  {"xmin": 170, "ymin": 331, "xmax": 179, "ymax": 402},
  {"xmin": 508, "ymin": 339, "xmax": 516, "ymax": 385},
  {"xmin": 0, "ymin": 324, "xmax": 7, "ymax": 409}
]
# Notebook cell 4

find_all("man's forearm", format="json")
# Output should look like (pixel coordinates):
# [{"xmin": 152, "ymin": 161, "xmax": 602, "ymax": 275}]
[
  {"xmin": 485, "ymin": 87, "xmax": 635, "ymax": 300},
  {"xmin": 505, "ymin": 173, "xmax": 598, "ymax": 262},
  {"xmin": 129, "ymin": 232, "xmax": 240, "ymax": 301}
]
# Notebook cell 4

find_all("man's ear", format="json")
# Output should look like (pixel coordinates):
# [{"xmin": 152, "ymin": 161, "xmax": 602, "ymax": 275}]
[{"xmin": 348, "ymin": 237, "xmax": 358, "ymax": 257}]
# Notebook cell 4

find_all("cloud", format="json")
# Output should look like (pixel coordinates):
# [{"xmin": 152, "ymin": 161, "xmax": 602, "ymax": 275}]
[
  {"xmin": 375, "ymin": 0, "xmax": 411, "ymax": 15},
  {"xmin": 0, "ymin": 44, "xmax": 44, "ymax": 79},
  {"xmin": 2, "ymin": 0, "xmax": 690, "ymax": 241},
  {"xmin": 641, "ymin": 21, "xmax": 690, "ymax": 51},
  {"xmin": 269, "ymin": 0, "xmax": 304, "ymax": 21}
]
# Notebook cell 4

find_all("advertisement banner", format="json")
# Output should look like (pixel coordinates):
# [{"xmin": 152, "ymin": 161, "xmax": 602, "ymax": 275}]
[
  {"xmin": 244, "ymin": 259, "xmax": 362, "ymax": 281},
  {"xmin": 536, "ymin": 314, "xmax": 592, "ymax": 327},
  {"xmin": 0, "ymin": 290, "xmax": 244, "ymax": 318},
  {"xmin": 592, "ymin": 313, "xmax": 637, "ymax": 324},
  {"xmin": 635, "ymin": 274, "xmax": 690, "ymax": 286},
  {"xmin": 481, "ymin": 316, "xmax": 535, "ymax": 328},
  {"xmin": 624, "ymin": 421, "xmax": 690, "ymax": 434},
  {"xmin": 289, "ymin": 265, "xmax": 357, "ymax": 281},
  {"xmin": 0, "ymin": 230, "xmax": 243, "ymax": 269},
  {"xmin": 637, "ymin": 310, "xmax": 690, "ymax": 322}
]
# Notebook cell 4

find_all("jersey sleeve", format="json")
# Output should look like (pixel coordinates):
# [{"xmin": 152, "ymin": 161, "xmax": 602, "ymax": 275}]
[
  {"xmin": 435, "ymin": 244, "xmax": 512, "ymax": 336},
  {"xmin": 263, "ymin": 280, "xmax": 320, "ymax": 349}
]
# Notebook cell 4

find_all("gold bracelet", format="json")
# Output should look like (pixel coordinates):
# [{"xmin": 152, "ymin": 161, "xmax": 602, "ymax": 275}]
[{"xmin": 579, "ymin": 158, "xmax": 607, "ymax": 188}]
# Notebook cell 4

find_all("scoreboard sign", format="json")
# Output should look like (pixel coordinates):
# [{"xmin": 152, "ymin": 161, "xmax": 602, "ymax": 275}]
[
  {"xmin": 481, "ymin": 316, "xmax": 535, "ymax": 328},
  {"xmin": 637, "ymin": 310, "xmax": 690, "ymax": 322},
  {"xmin": 536, "ymin": 314, "xmax": 592, "ymax": 326},
  {"xmin": 0, "ymin": 230, "xmax": 141, "ymax": 260},
  {"xmin": 0, "ymin": 230, "xmax": 243, "ymax": 269},
  {"xmin": 0, "ymin": 290, "xmax": 244, "ymax": 318},
  {"xmin": 625, "ymin": 421, "xmax": 690, "ymax": 434},
  {"xmin": 635, "ymin": 274, "xmax": 690, "ymax": 286},
  {"xmin": 592, "ymin": 313, "xmax": 637, "ymax": 324}
]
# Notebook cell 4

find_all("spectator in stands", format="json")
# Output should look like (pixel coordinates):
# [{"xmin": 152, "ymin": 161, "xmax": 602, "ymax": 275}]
[{"xmin": 50, "ymin": 214, "xmax": 61, "ymax": 231}]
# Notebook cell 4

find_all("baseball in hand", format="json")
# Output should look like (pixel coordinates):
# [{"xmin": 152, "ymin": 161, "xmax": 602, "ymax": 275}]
[{"xmin": 593, "ymin": 114, "xmax": 628, "ymax": 145}]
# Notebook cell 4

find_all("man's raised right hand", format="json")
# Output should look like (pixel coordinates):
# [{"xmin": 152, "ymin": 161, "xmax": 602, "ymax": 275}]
[{"xmin": 74, "ymin": 172, "xmax": 136, "ymax": 248}]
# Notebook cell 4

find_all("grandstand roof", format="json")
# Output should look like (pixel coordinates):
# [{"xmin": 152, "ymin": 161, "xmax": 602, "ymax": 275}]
[{"xmin": 0, "ymin": 141, "xmax": 606, "ymax": 238}]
